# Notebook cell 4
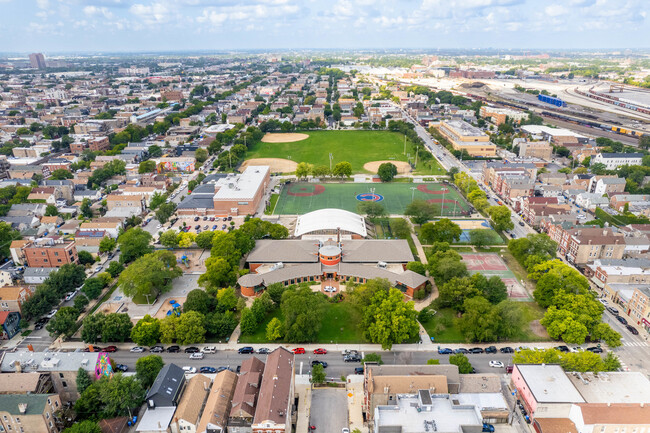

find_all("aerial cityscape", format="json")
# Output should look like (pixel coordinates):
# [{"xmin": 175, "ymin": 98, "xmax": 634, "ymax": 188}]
[{"xmin": 0, "ymin": 1, "xmax": 649, "ymax": 433}]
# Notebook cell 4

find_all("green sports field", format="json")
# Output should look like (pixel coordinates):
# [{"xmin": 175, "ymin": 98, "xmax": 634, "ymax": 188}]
[
  {"xmin": 274, "ymin": 182, "xmax": 471, "ymax": 216},
  {"xmin": 246, "ymin": 130, "xmax": 444, "ymax": 174}
]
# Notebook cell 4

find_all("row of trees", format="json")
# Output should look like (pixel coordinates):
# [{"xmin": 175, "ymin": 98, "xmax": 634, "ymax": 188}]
[
  {"xmin": 295, "ymin": 161, "xmax": 353, "ymax": 179},
  {"xmin": 453, "ymin": 172, "xmax": 513, "ymax": 231},
  {"xmin": 513, "ymin": 348, "xmax": 620, "ymax": 372}
]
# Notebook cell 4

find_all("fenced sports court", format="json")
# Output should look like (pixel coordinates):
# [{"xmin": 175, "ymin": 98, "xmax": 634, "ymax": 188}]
[{"xmin": 461, "ymin": 253, "xmax": 531, "ymax": 300}]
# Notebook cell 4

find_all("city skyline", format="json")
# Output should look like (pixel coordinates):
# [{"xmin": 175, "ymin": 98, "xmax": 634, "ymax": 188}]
[{"xmin": 1, "ymin": 0, "xmax": 649, "ymax": 52}]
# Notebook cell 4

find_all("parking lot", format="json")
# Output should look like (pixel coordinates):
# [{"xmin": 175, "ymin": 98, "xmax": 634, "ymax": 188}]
[
  {"xmin": 167, "ymin": 215, "xmax": 244, "ymax": 235},
  {"xmin": 310, "ymin": 388, "xmax": 349, "ymax": 433}
]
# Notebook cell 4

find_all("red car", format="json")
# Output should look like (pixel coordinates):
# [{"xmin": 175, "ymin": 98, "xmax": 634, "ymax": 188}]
[
  {"xmin": 292, "ymin": 347, "xmax": 306, "ymax": 354},
  {"xmin": 313, "ymin": 348, "xmax": 327, "ymax": 355},
  {"xmin": 103, "ymin": 346, "xmax": 118, "ymax": 353}
]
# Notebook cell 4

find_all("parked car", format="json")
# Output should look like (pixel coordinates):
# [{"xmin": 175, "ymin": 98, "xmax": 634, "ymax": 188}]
[
  {"xmin": 257, "ymin": 348, "xmax": 271, "ymax": 354},
  {"xmin": 115, "ymin": 364, "xmax": 128, "ymax": 372},
  {"xmin": 212, "ymin": 225, "xmax": 218, "ymax": 230},
  {"xmin": 64, "ymin": 291, "xmax": 77, "ymax": 301},
  {"xmin": 499, "ymin": 347, "xmax": 514, "ymax": 353},
  {"xmin": 489, "ymin": 360, "xmax": 505, "ymax": 368},
  {"xmin": 555, "ymin": 345, "xmax": 570, "ymax": 353},
  {"xmin": 616, "ymin": 315, "xmax": 628, "ymax": 325},
  {"xmin": 485, "ymin": 346, "xmax": 497, "ymax": 354},
  {"xmin": 130, "ymin": 346, "xmax": 146, "ymax": 353},
  {"xmin": 586, "ymin": 346, "xmax": 604, "ymax": 353},
  {"xmin": 311, "ymin": 360, "xmax": 328, "ymax": 368},
  {"xmin": 454, "ymin": 348, "xmax": 469, "ymax": 354},
  {"xmin": 354, "ymin": 367, "xmax": 364, "ymax": 375},
  {"xmin": 103, "ymin": 346, "xmax": 118, "ymax": 353},
  {"xmin": 238, "ymin": 346, "xmax": 255, "ymax": 354},
  {"xmin": 201, "ymin": 346, "xmax": 216, "ymax": 354},
  {"xmin": 292, "ymin": 348, "xmax": 306, "ymax": 355},
  {"xmin": 627, "ymin": 325, "xmax": 639, "ymax": 335},
  {"xmin": 189, "ymin": 352, "xmax": 204, "ymax": 360},
  {"xmin": 606, "ymin": 306, "xmax": 619, "ymax": 315},
  {"xmin": 469, "ymin": 348, "xmax": 484, "ymax": 354},
  {"xmin": 182, "ymin": 366, "xmax": 196, "ymax": 374},
  {"xmin": 482, "ymin": 424, "xmax": 495, "ymax": 433},
  {"xmin": 185, "ymin": 346, "xmax": 200, "ymax": 353},
  {"xmin": 217, "ymin": 366, "xmax": 232, "ymax": 372},
  {"xmin": 222, "ymin": 224, "xmax": 227, "ymax": 230},
  {"xmin": 166, "ymin": 345, "xmax": 180, "ymax": 353},
  {"xmin": 313, "ymin": 348, "xmax": 327, "ymax": 354},
  {"xmin": 438, "ymin": 348, "xmax": 453, "ymax": 354},
  {"xmin": 518, "ymin": 221, "xmax": 525, "ymax": 226},
  {"xmin": 598, "ymin": 299, "xmax": 608, "ymax": 306},
  {"xmin": 200, "ymin": 366, "xmax": 217, "ymax": 374},
  {"xmin": 194, "ymin": 217, "xmax": 200, "ymax": 222},
  {"xmin": 45, "ymin": 309, "xmax": 58, "ymax": 319}
]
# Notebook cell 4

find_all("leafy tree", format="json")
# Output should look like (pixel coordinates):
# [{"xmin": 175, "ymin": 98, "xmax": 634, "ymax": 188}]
[
  {"xmin": 102, "ymin": 313, "xmax": 133, "ymax": 343},
  {"xmin": 199, "ymin": 257, "xmax": 237, "ymax": 291},
  {"xmin": 205, "ymin": 311, "xmax": 237, "ymax": 338},
  {"xmin": 149, "ymin": 192, "xmax": 166, "ymax": 210},
  {"xmin": 427, "ymin": 359, "xmax": 440, "ymax": 365},
  {"xmin": 97, "ymin": 375, "xmax": 146, "ymax": 418},
  {"xmin": 469, "ymin": 229, "xmax": 492, "ymax": 248},
  {"xmin": 177, "ymin": 232, "xmax": 196, "ymax": 248},
  {"xmin": 529, "ymin": 260, "xmax": 589, "ymax": 308},
  {"xmin": 155, "ymin": 202, "xmax": 176, "ymax": 224},
  {"xmin": 63, "ymin": 421, "xmax": 101, "ymax": 433},
  {"xmin": 195, "ymin": 148, "xmax": 208, "ymax": 163},
  {"xmin": 438, "ymin": 277, "xmax": 481, "ymax": 312},
  {"xmin": 119, "ymin": 251, "xmax": 182, "ymax": 301},
  {"xmin": 138, "ymin": 160, "xmax": 156, "ymax": 174},
  {"xmin": 267, "ymin": 283, "xmax": 287, "ymax": 305},
  {"xmin": 251, "ymin": 292, "xmax": 273, "ymax": 322},
  {"xmin": 99, "ymin": 237, "xmax": 116, "ymax": 254},
  {"xmin": 81, "ymin": 313, "xmax": 105, "ymax": 343},
  {"xmin": 420, "ymin": 219, "xmax": 462, "ymax": 244},
  {"xmin": 239, "ymin": 308, "xmax": 257, "ymax": 335},
  {"xmin": 82, "ymin": 277, "xmax": 105, "ymax": 300},
  {"xmin": 406, "ymin": 261, "xmax": 426, "ymax": 275},
  {"xmin": 281, "ymin": 287, "xmax": 327, "ymax": 343},
  {"xmin": 80, "ymin": 198, "xmax": 93, "ymax": 219},
  {"xmin": 46, "ymin": 307, "xmax": 79, "ymax": 338},
  {"xmin": 184, "ymin": 289, "xmax": 215, "ymax": 315},
  {"xmin": 106, "ymin": 261, "xmax": 124, "ymax": 278},
  {"xmin": 159, "ymin": 230, "xmax": 179, "ymax": 248},
  {"xmin": 513, "ymin": 348, "xmax": 620, "ymax": 372},
  {"xmin": 311, "ymin": 364, "xmax": 326, "ymax": 384},
  {"xmin": 361, "ymin": 353, "xmax": 383, "ymax": 364},
  {"xmin": 332, "ymin": 161, "xmax": 352, "ymax": 178},
  {"xmin": 312, "ymin": 165, "xmax": 330, "ymax": 177},
  {"xmin": 78, "ymin": 250, "xmax": 96, "ymax": 266},
  {"xmin": 76, "ymin": 368, "xmax": 93, "ymax": 394},
  {"xmin": 266, "ymin": 317, "xmax": 284, "ymax": 341},
  {"xmin": 159, "ymin": 315, "xmax": 177, "ymax": 344},
  {"xmin": 45, "ymin": 263, "xmax": 87, "ymax": 297},
  {"xmin": 591, "ymin": 322, "xmax": 622, "ymax": 348},
  {"xmin": 45, "ymin": 204, "xmax": 59, "ymax": 216},
  {"xmin": 117, "ymin": 228, "xmax": 153, "ymax": 263},
  {"xmin": 405, "ymin": 200, "xmax": 435, "ymax": 225},
  {"xmin": 458, "ymin": 296, "xmax": 501, "ymax": 342},
  {"xmin": 74, "ymin": 294, "xmax": 89, "ymax": 312},
  {"xmin": 508, "ymin": 234, "xmax": 557, "ymax": 270},
  {"xmin": 216, "ymin": 287, "xmax": 238, "ymax": 311},
  {"xmin": 51, "ymin": 168, "xmax": 74, "ymax": 180},
  {"xmin": 428, "ymin": 250, "xmax": 468, "ymax": 285},
  {"xmin": 487, "ymin": 206, "xmax": 514, "ymax": 231},
  {"xmin": 357, "ymin": 201, "xmax": 386, "ymax": 219},
  {"xmin": 377, "ymin": 162, "xmax": 398, "ymax": 182},
  {"xmin": 196, "ymin": 231, "xmax": 215, "ymax": 249},
  {"xmin": 363, "ymin": 288, "xmax": 419, "ymax": 350},
  {"xmin": 295, "ymin": 162, "xmax": 313, "ymax": 179},
  {"xmin": 0, "ymin": 222, "xmax": 21, "ymax": 261},
  {"xmin": 449, "ymin": 353, "xmax": 473, "ymax": 374},
  {"xmin": 131, "ymin": 315, "xmax": 161, "ymax": 346},
  {"xmin": 136, "ymin": 355, "xmax": 164, "ymax": 388}
]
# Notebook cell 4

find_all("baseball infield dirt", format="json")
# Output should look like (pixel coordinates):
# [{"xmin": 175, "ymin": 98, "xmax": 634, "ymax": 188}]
[
  {"xmin": 241, "ymin": 158, "xmax": 298, "ymax": 173},
  {"xmin": 363, "ymin": 160, "xmax": 412, "ymax": 174},
  {"xmin": 261, "ymin": 133, "xmax": 309, "ymax": 143}
]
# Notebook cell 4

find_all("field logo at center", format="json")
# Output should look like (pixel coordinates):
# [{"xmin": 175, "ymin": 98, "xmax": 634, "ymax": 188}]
[{"xmin": 356, "ymin": 193, "xmax": 384, "ymax": 202}]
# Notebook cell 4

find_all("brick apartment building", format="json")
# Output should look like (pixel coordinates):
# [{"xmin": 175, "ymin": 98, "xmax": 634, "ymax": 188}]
[
  {"xmin": 70, "ymin": 136, "xmax": 110, "ymax": 154},
  {"xmin": 564, "ymin": 227, "xmax": 626, "ymax": 265},
  {"xmin": 23, "ymin": 238, "xmax": 78, "ymax": 268}
]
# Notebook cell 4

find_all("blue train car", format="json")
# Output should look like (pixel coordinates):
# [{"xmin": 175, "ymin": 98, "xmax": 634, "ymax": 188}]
[{"xmin": 537, "ymin": 94, "xmax": 567, "ymax": 107}]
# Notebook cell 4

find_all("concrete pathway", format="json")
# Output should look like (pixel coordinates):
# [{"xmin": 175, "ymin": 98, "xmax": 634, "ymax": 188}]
[
  {"xmin": 346, "ymin": 375, "xmax": 367, "ymax": 433},
  {"xmin": 295, "ymin": 375, "xmax": 313, "ymax": 433}
]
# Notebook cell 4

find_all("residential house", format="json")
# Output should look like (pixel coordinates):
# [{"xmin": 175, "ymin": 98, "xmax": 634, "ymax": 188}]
[
  {"xmin": 0, "ymin": 311, "xmax": 21, "ymax": 339},
  {"xmin": 251, "ymin": 348, "xmax": 294, "ymax": 433},
  {"xmin": 229, "ymin": 356, "xmax": 265, "ymax": 433},
  {"xmin": 588, "ymin": 176, "xmax": 626, "ymax": 195},
  {"xmin": 23, "ymin": 238, "xmax": 78, "ymax": 268},
  {"xmin": 79, "ymin": 220, "xmax": 122, "ymax": 238},
  {"xmin": 518, "ymin": 140, "xmax": 553, "ymax": 160},
  {"xmin": 591, "ymin": 153, "xmax": 643, "ymax": 170},
  {"xmin": 0, "ymin": 285, "xmax": 35, "ymax": 315},
  {"xmin": 196, "ymin": 370, "xmax": 238, "ymax": 433},
  {"xmin": 0, "ymin": 394, "xmax": 62, "ymax": 433},
  {"xmin": 170, "ymin": 374, "xmax": 211, "ymax": 433},
  {"xmin": 627, "ymin": 286, "xmax": 650, "ymax": 333},
  {"xmin": 563, "ymin": 227, "xmax": 626, "ymax": 265},
  {"xmin": 23, "ymin": 267, "xmax": 56, "ymax": 284}
]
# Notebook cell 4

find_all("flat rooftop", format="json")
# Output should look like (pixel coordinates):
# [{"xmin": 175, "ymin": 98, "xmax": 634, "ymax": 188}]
[
  {"xmin": 516, "ymin": 364, "xmax": 585, "ymax": 404},
  {"xmin": 444, "ymin": 120, "xmax": 485, "ymax": 137},
  {"xmin": 374, "ymin": 394, "xmax": 482, "ymax": 433},
  {"xmin": 214, "ymin": 165, "xmax": 269, "ymax": 201},
  {"xmin": 567, "ymin": 372, "xmax": 650, "ymax": 404},
  {"xmin": 1, "ymin": 351, "xmax": 99, "ymax": 373}
]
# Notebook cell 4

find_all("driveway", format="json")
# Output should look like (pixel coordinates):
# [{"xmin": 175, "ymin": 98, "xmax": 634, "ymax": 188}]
[{"xmin": 310, "ymin": 388, "xmax": 348, "ymax": 433}]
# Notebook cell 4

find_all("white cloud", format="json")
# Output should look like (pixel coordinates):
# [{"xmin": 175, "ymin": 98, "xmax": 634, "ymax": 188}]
[
  {"xmin": 545, "ymin": 4, "xmax": 569, "ymax": 16},
  {"xmin": 36, "ymin": 0, "xmax": 49, "ymax": 9},
  {"xmin": 130, "ymin": 1, "xmax": 177, "ymax": 25},
  {"xmin": 83, "ymin": 6, "xmax": 114, "ymax": 19}
]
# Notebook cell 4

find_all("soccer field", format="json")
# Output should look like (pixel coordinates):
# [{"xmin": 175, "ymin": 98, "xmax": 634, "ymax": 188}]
[
  {"xmin": 274, "ymin": 182, "xmax": 471, "ymax": 216},
  {"xmin": 246, "ymin": 130, "xmax": 444, "ymax": 174}
]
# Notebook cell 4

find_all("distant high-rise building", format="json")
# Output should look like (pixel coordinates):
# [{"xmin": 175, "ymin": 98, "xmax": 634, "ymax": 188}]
[{"xmin": 29, "ymin": 53, "xmax": 46, "ymax": 69}]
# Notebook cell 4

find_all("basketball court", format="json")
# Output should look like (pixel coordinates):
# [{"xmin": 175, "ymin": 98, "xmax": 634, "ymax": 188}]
[{"xmin": 461, "ymin": 253, "xmax": 531, "ymax": 300}]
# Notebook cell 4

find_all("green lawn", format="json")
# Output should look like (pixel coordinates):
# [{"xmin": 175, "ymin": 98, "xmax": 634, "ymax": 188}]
[
  {"xmin": 264, "ymin": 193, "xmax": 279, "ymax": 215},
  {"xmin": 247, "ymin": 130, "xmax": 444, "ymax": 174},
  {"xmin": 420, "ymin": 302, "xmax": 550, "ymax": 344},
  {"xmin": 274, "ymin": 182, "xmax": 470, "ymax": 216},
  {"xmin": 238, "ymin": 301, "xmax": 367, "ymax": 344}
]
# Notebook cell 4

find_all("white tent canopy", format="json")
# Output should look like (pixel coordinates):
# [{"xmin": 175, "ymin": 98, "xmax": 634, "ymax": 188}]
[{"xmin": 294, "ymin": 208, "xmax": 367, "ymax": 238}]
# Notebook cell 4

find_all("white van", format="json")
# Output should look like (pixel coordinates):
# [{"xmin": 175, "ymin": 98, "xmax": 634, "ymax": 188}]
[{"xmin": 201, "ymin": 346, "xmax": 216, "ymax": 354}]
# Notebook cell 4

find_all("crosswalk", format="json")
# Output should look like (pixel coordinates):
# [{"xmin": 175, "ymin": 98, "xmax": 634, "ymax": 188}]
[{"xmin": 622, "ymin": 341, "xmax": 648, "ymax": 347}]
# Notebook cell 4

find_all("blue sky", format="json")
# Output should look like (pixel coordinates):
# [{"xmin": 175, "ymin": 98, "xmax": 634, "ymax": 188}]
[{"xmin": 1, "ymin": 0, "xmax": 649, "ymax": 53}]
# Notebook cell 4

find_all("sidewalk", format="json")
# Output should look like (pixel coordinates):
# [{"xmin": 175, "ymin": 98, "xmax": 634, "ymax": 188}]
[
  {"xmin": 295, "ymin": 375, "xmax": 312, "ymax": 433},
  {"xmin": 346, "ymin": 374, "xmax": 367, "ymax": 433}
]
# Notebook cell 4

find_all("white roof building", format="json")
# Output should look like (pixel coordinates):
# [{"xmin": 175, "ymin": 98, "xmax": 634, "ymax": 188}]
[{"xmin": 294, "ymin": 208, "xmax": 367, "ymax": 238}]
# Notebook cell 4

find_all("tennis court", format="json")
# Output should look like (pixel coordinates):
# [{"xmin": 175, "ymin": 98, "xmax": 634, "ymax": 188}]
[
  {"xmin": 274, "ymin": 182, "xmax": 471, "ymax": 216},
  {"xmin": 461, "ymin": 253, "xmax": 531, "ymax": 300}
]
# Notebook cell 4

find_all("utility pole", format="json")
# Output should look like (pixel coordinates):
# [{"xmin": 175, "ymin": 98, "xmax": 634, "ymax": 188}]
[
  {"xmin": 404, "ymin": 134, "xmax": 407, "ymax": 155},
  {"xmin": 329, "ymin": 153, "xmax": 333, "ymax": 171}
]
